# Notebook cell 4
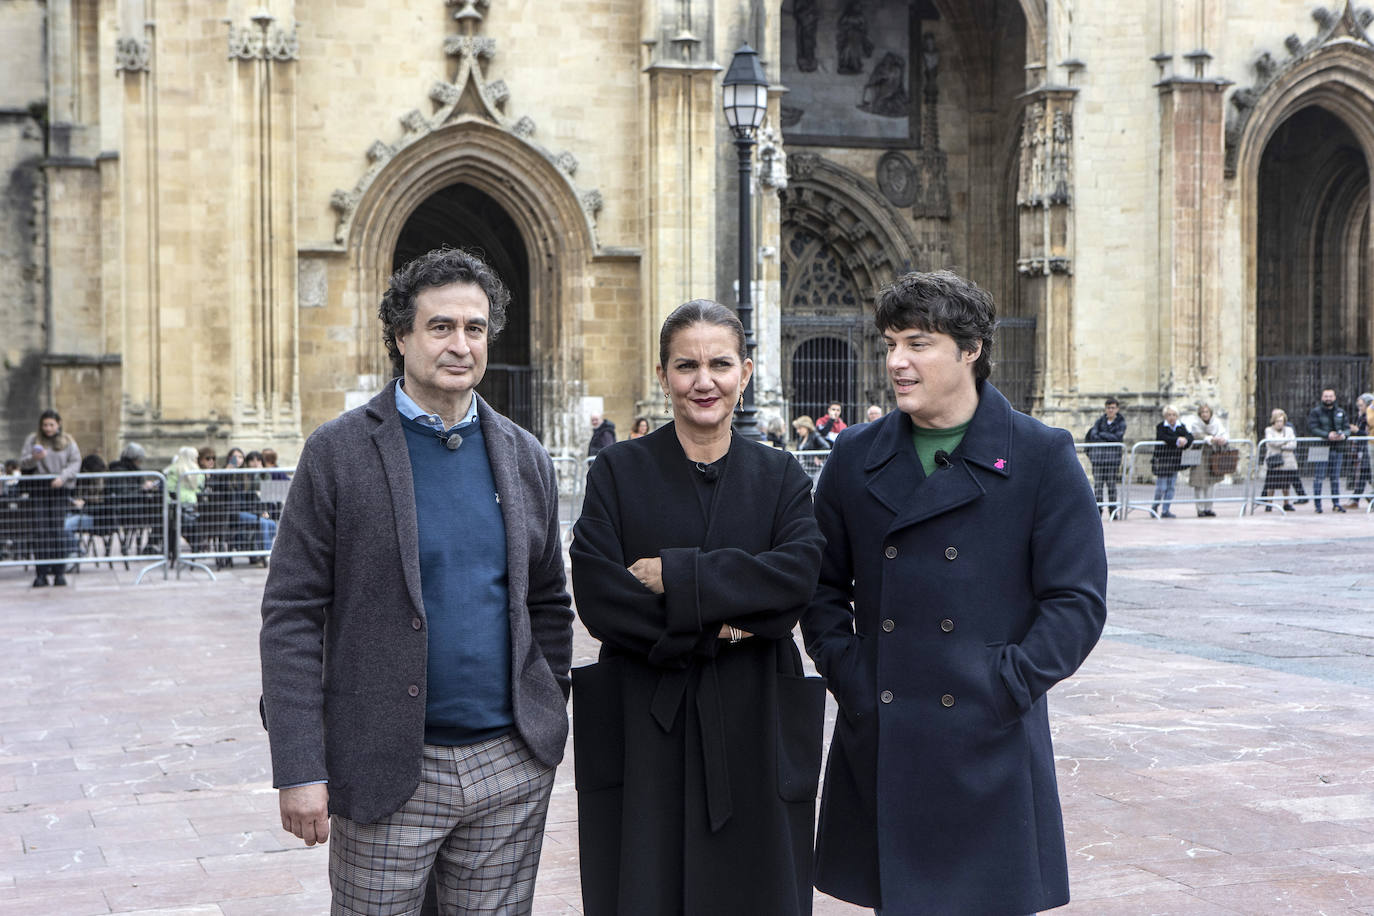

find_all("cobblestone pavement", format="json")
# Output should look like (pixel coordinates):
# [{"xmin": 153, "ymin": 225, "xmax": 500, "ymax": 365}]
[{"xmin": 1, "ymin": 512, "xmax": 1372, "ymax": 914}]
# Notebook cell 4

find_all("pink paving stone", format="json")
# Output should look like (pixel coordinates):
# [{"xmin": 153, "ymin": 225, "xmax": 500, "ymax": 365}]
[{"xmin": 2, "ymin": 514, "xmax": 1373, "ymax": 913}]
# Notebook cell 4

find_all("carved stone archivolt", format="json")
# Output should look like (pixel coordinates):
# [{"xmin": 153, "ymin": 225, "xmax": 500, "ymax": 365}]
[
  {"xmin": 781, "ymin": 154, "xmax": 921, "ymax": 304},
  {"xmin": 1225, "ymin": 1, "xmax": 1374, "ymax": 176},
  {"xmin": 328, "ymin": 1, "xmax": 602, "ymax": 245}
]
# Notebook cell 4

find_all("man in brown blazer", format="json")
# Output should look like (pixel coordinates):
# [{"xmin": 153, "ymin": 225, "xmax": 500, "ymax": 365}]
[{"xmin": 259, "ymin": 248, "xmax": 573, "ymax": 914}]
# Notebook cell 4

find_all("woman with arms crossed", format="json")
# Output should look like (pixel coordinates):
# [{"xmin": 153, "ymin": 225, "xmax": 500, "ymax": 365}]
[{"xmin": 570, "ymin": 300, "xmax": 827, "ymax": 915}]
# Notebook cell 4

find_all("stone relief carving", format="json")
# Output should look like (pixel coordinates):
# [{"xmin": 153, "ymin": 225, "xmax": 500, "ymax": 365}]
[
  {"xmin": 859, "ymin": 52, "xmax": 909, "ymax": 117},
  {"xmin": 836, "ymin": 2, "xmax": 874, "ymax": 75},
  {"xmin": 911, "ymin": 150, "xmax": 950, "ymax": 218},
  {"xmin": 114, "ymin": 37, "xmax": 151, "ymax": 74},
  {"xmin": 1225, "ymin": 1, "xmax": 1374, "ymax": 175},
  {"xmin": 227, "ymin": 21, "xmax": 299, "ymax": 61},
  {"xmin": 794, "ymin": 0, "xmax": 820, "ymax": 72},
  {"xmin": 446, "ymin": 0, "xmax": 491, "ymax": 23},
  {"xmin": 1016, "ymin": 101, "xmax": 1072, "ymax": 208},
  {"xmin": 758, "ymin": 128, "xmax": 789, "ymax": 191},
  {"xmin": 326, "ymin": 1, "xmax": 601, "ymax": 245},
  {"xmin": 788, "ymin": 152, "xmax": 821, "ymax": 181},
  {"xmin": 876, "ymin": 152, "xmax": 917, "ymax": 207}
]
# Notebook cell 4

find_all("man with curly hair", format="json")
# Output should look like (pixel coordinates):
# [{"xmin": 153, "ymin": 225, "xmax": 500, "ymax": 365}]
[{"xmin": 260, "ymin": 247, "xmax": 573, "ymax": 914}]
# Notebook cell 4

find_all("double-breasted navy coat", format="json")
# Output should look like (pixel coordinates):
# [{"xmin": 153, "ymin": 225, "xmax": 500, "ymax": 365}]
[{"xmin": 801, "ymin": 382, "xmax": 1107, "ymax": 915}]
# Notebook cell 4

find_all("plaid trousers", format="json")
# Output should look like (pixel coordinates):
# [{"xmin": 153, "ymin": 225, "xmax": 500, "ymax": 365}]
[{"xmin": 329, "ymin": 732, "xmax": 555, "ymax": 915}]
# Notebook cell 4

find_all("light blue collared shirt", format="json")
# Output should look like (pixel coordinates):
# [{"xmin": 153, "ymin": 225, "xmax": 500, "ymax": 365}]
[{"xmin": 395, "ymin": 380, "xmax": 478, "ymax": 431}]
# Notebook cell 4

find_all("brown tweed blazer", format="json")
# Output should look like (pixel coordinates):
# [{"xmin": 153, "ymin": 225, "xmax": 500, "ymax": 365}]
[{"xmin": 259, "ymin": 381, "xmax": 573, "ymax": 824}]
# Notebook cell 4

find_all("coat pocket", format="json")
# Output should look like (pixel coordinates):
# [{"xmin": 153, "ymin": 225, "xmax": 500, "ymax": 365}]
[
  {"xmin": 571, "ymin": 660, "xmax": 625, "ymax": 792},
  {"xmin": 776, "ymin": 674, "xmax": 827, "ymax": 802}
]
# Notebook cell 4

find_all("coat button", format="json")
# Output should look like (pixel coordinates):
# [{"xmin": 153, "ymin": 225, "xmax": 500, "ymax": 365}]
[
  {"xmin": 880, "ymin": 690, "xmax": 894, "ymax": 704},
  {"xmin": 941, "ymin": 694, "xmax": 955, "ymax": 707},
  {"xmin": 882, "ymin": 618, "xmax": 895, "ymax": 632},
  {"xmin": 884, "ymin": 545, "xmax": 898, "ymax": 559},
  {"xmin": 411, "ymin": 617, "xmax": 423, "ymax": 630},
  {"xmin": 407, "ymin": 685, "xmax": 420, "ymax": 698},
  {"xmin": 940, "ymin": 618, "xmax": 954, "ymax": 633},
  {"xmin": 944, "ymin": 546, "xmax": 958, "ymax": 560}
]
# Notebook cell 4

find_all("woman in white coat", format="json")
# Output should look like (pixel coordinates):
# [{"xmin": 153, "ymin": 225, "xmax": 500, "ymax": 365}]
[{"xmin": 1185, "ymin": 403, "xmax": 1229, "ymax": 517}]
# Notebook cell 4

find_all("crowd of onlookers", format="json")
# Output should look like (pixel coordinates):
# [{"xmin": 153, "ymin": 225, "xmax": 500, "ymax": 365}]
[
  {"xmin": 2, "ymin": 408, "xmax": 294, "ymax": 585},
  {"xmin": 1082, "ymin": 388, "xmax": 1374, "ymax": 518}
]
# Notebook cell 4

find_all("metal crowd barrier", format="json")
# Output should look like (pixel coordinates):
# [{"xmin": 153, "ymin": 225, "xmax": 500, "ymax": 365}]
[
  {"xmin": 1251, "ymin": 435, "xmax": 1373, "ymax": 515},
  {"xmin": 149, "ymin": 467, "xmax": 294, "ymax": 580},
  {"xmin": 1120, "ymin": 439, "xmax": 1258, "ymax": 519},
  {"xmin": 1073, "ymin": 442, "xmax": 1127, "ymax": 518},
  {"xmin": 550, "ymin": 456, "xmax": 585, "ymax": 544},
  {"xmin": 791, "ymin": 449, "xmax": 830, "ymax": 489},
  {"xmin": 1, "ymin": 470, "xmax": 169, "ymax": 578}
]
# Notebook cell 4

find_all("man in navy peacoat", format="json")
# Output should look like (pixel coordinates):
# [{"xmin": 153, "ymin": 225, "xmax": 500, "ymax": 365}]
[{"xmin": 802, "ymin": 270, "xmax": 1107, "ymax": 915}]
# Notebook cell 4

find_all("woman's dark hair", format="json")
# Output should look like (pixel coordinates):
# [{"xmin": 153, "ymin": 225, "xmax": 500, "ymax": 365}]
[
  {"xmin": 658, "ymin": 299, "xmax": 746, "ymax": 368},
  {"xmin": 80, "ymin": 454, "xmax": 106, "ymax": 473},
  {"xmin": 37, "ymin": 409, "xmax": 61, "ymax": 433},
  {"xmin": 245, "ymin": 450, "xmax": 265, "ymax": 466},
  {"xmin": 873, "ymin": 270, "xmax": 996, "ymax": 382},
  {"xmin": 223, "ymin": 447, "xmax": 245, "ymax": 468},
  {"xmin": 379, "ymin": 247, "xmax": 511, "ymax": 378}
]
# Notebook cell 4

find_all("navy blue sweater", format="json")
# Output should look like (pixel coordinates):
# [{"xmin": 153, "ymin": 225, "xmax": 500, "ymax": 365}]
[{"xmin": 399, "ymin": 412, "xmax": 513, "ymax": 746}]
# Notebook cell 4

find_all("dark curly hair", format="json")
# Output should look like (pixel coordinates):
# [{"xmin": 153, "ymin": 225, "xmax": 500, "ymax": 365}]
[
  {"xmin": 379, "ymin": 247, "xmax": 511, "ymax": 378},
  {"xmin": 873, "ymin": 270, "xmax": 996, "ymax": 381}
]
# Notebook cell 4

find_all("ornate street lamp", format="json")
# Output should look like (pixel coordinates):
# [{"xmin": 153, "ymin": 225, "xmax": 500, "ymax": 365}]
[{"xmin": 721, "ymin": 44, "xmax": 769, "ymax": 441}]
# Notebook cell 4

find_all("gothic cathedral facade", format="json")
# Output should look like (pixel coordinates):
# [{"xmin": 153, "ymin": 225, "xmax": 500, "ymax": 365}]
[{"xmin": 3, "ymin": 0, "xmax": 1372, "ymax": 458}]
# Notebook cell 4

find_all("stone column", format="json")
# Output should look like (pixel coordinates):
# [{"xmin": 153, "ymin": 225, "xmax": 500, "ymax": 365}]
[
  {"xmin": 1156, "ymin": 59, "xmax": 1232, "ymax": 399},
  {"xmin": 1016, "ymin": 87, "xmax": 1076, "ymax": 417},
  {"xmin": 226, "ymin": 8, "xmax": 302, "ymax": 454},
  {"xmin": 638, "ymin": 26, "xmax": 721, "ymax": 422}
]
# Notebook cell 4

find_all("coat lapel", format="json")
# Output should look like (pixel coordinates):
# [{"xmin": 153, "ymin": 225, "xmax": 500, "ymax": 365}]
[
  {"xmin": 869, "ymin": 382, "xmax": 1018, "ymax": 534},
  {"xmin": 478, "ymin": 394, "xmax": 530, "ymax": 603},
  {"xmin": 367, "ymin": 381, "xmax": 426, "ymax": 618}
]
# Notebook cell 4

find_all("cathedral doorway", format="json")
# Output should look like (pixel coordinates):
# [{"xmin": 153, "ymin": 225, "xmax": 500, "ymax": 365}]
[
  {"xmin": 392, "ymin": 183, "xmax": 536, "ymax": 435},
  {"xmin": 1254, "ymin": 105, "xmax": 1371, "ymax": 435}
]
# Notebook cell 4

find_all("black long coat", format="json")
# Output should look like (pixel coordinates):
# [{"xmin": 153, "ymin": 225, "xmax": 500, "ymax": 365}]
[
  {"xmin": 1150, "ymin": 421, "xmax": 1194, "ymax": 475},
  {"xmin": 801, "ymin": 383, "xmax": 1107, "ymax": 915},
  {"xmin": 570, "ymin": 425, "xmax": 827, "ymax": 916}
]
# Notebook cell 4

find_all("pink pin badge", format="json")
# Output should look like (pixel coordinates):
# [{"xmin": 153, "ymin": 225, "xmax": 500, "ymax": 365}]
[{"xmin": 994, "ymin": 458, "xmax": 1006, "ymax": 469}]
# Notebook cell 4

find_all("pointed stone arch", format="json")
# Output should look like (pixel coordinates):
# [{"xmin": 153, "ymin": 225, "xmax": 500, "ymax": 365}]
[
  {"xmin": 344, "ymin": 116, "xmax": 596, "ymax": 442},
  {"xmin": 1238, "ymin": 41, "xmax": 1374, "ymax": 433}
]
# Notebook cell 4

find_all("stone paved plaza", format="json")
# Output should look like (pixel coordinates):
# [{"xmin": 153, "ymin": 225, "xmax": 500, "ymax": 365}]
[{"xmin": 2, "ymin": 512, "xmax": 1373, "ymax": 914}]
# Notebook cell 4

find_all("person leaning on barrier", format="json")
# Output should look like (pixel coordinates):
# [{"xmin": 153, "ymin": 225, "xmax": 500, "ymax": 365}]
[
  {"xmin": 259, "ymin": 246, "xmax": 573, "ymax": 915},
  {"xmin": 1306, "ymin": 387, "xmax": 1348, "ymax": 514},
  {"xmin": 19, "ymin": 409, "xmax": 81, "ymax": 587},
  {"xmin": 1184, "ymin": 403, "xmax": 1229, "ymax": 518},
  {"xmin": 1150, "ymin": 405, "xmax": 1193, "ymax": 519},
  {"xmin": 63, "ymin": 453, "xmax": 108, "ymax": 555},
  {"xmin": 1260, "ymin": 408, "xmax": 1299, "ymax": 512},
  {"xmin": 1085, "ymin": 397, "xmax": 1126, "ymax": 516},
  {"xmin": 1345, "ymin": 393, "xmax": 1373, "ymax": 509}
]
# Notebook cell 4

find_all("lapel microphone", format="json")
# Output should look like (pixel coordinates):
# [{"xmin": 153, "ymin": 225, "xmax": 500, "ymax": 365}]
[
  {"xmin": 934, "ymin": 450, "xmax": 952, "ymax": 469},
  {"xmin": 440, "ymin": 431, "xmax": 463, "ymax": 451}
]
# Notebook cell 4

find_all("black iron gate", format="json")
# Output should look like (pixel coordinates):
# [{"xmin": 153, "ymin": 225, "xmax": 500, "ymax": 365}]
[
  {"xmin": 1255, "ymin": 356, "xmax": 1370, "ymax": 437},
  {"xmin": 994, "ymin": 316, "xmax": 1037, "ymax": 414},
  {"xmin": 790, "ymin": 335, "xmax": 860, "ymax": 426},
  {"xmin": 480, "ymin": 365, "xmax": 539, "ymax": 439}
]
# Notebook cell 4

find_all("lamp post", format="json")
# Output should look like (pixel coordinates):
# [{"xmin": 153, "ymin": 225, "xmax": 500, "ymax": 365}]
[{"xmin": 721, "ymin": 44, "xmax": 769, "ymax": 441}]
